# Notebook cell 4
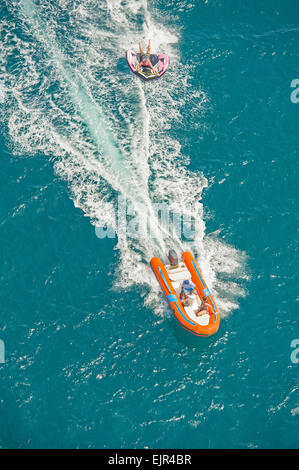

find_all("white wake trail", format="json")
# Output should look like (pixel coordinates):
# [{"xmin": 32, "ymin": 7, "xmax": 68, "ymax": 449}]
[{"xmin": 0, "ymin": 0, "xmax": 248, "ymax": 315}]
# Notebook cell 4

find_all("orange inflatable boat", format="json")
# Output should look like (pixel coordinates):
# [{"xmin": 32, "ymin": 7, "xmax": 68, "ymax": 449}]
[{"xmin": 150, "ymin": 251, "xmax": 220, "ymax": 337}]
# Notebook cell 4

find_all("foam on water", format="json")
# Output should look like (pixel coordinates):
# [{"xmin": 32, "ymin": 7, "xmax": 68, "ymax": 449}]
[{"xmin": 0, "ymin": 0, "xmax": 247, "ymax": 316}]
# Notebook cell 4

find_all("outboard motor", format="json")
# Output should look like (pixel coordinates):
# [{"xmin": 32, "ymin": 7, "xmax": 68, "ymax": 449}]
[{"xmin": 168, "ymin": 249, "xmax": 179, "ymax": 266}]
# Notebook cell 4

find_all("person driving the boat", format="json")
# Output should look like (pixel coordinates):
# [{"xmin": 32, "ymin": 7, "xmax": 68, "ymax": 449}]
[
  {"xmin": 195, "ymin": 296, "xmax": 213, "ymax": 317},
  {"xmin": 136, "ymin": 39, "xmax": 156, "ymax": 74},
  {"xmin": 180, "ymin": 279, "xmax": 196, "ymax": 305}
]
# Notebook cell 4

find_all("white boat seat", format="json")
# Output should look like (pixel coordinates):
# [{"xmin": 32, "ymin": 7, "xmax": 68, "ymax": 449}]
[
  {"xmin": 165, "ymin": 262, "xmax": 191, "ymax": 280},
  {"xmin": 168, "ymin": 270, "xmax": 191, "ymax": 282},
  {"xmin": 165, "ymin": 262, "xmax": 185, "ymax": 270}
]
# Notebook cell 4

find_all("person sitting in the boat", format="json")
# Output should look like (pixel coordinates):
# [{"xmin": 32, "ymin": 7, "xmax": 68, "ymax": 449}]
[
  {"xmin": 136, "ymin": 39, "xmax": 156, "ymax": 74},
  {"xmin": 180, "ymin": 279, "xmax": 196, "ymax": 305},
  {"xmin": 195, "ymin": 296, "xmax": 213, "ymax": 317}
]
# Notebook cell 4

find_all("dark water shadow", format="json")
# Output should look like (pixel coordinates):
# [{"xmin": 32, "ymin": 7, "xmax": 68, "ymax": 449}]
[{"xmin": 169, "ymin": 315, "xmax": 222, "ymax": 351}]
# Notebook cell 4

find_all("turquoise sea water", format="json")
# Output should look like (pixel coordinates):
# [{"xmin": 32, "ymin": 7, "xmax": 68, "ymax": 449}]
[{"xmin": 0, "ymin": 0, "xmax": 298, "ymax": 449}]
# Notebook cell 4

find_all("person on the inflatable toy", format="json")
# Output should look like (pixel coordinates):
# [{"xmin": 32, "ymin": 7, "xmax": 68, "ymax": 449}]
[{"xmin": 136, "ymin": 39, "xmax": 156, "ymax": 74}]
